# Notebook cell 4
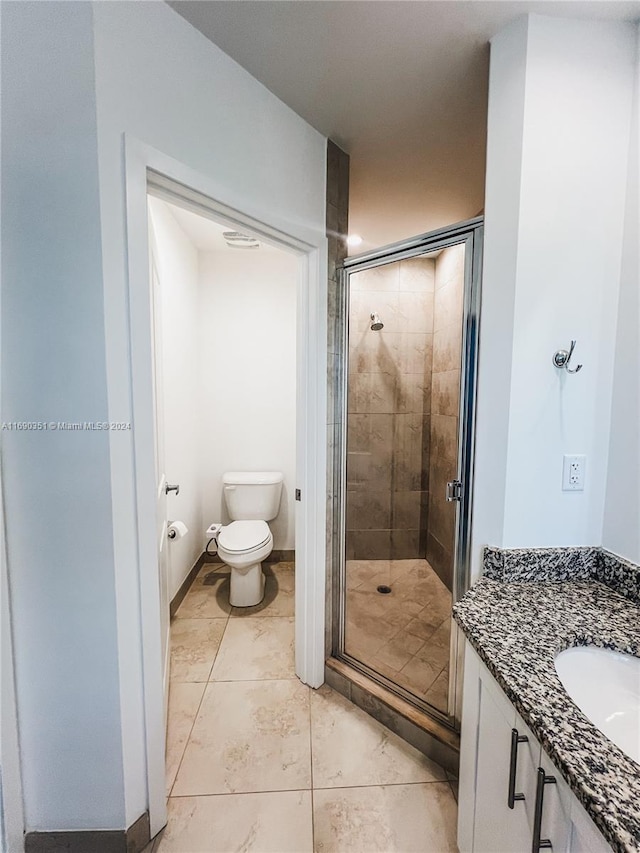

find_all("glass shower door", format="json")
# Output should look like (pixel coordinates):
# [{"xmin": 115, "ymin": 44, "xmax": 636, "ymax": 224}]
[{"xmin": 335, "ymin": 219, "xmax": 482, "ymax": 728}]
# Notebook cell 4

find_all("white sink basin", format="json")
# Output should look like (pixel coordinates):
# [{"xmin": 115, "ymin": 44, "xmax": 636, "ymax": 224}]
[{"xmin": 555, "ymin": 646, "xmax": 640, "ymax": 764}]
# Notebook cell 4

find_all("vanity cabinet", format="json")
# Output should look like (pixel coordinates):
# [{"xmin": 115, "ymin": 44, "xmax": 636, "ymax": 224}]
[{"xmin": 458, "ymin": 641, "xmax": 612, "ymax": 853}]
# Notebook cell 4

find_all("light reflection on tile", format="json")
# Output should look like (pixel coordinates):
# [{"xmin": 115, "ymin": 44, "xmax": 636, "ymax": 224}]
[
  {"xmin": 312, "ymin": 782, "xmax": 458, "ymax": 852},
  {"xmin": 344, "ymin": 559, "xmax": 452, "ymax": 711}
]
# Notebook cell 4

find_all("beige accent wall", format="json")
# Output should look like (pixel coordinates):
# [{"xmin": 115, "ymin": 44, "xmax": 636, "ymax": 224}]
[
  {"xmin": 427, "ymin": 244, "xmax": 464, "ymax": 590},
  {"xmin": 346, "ymin": 258, "xmax": 434, "ymax": 559}
]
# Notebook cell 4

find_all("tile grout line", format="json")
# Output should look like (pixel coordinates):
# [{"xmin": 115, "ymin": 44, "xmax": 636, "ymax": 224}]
[
  {"xmin": 308, "ymin": 683, "xmax": 316, "ymax": 851},
  {"xmin": 311, "ymin": 778, "xmax": 451, "ymax": 791},
  {"xmin": 169, "ymin": 607, "xmax": 300, "ymax": 795},
  {"xmin": 167, "ymin": 611, "xmax": 231, "ymax": 798},
  {"xmin": 164, "ymin": 568, "xmax": 311, "ymax": 844},
  {"xmin": 163, "ymin": 576, "xmax": 457, "ymax": 848},
  {"xmin": 167, "ymin": 678, "xmax": 207, "ymax": 799},
  {"xmin": 166, "ymin": 778, "xmax": 451, "ymax": 799},
  {"xmin": 205, "ymin": 612, "xmax": 231, "ymax": 681},
  {"xmin": 206, "ymin": 676, "xmax": 299, "ymax": 683},
  {"xmin": 345, "ymin": 558, "xmax": 452, "ymax": 705}
]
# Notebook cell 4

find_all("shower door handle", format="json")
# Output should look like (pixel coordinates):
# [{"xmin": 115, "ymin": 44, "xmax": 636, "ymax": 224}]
[{"xmin": 446, "ymin": 480, "xmax": 462, "ymax": 502}]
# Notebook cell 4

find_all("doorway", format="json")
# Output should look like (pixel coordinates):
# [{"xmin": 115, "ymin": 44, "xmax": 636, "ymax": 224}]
[
  {"xmin": 332, "ymin": 217, "xmax": 483, "ymax": 730},
  {"xmin": 147, "ymin": 191, "xmax": 299, "ymax": 714},
  {"xmin": 124, "ymin": 149, "xmax": 328, "ymax": 839}
]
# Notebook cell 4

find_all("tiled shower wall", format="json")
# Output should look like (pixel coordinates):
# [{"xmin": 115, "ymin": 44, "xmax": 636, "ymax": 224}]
[
  {"xmin": 346, "ymin": 258, "xmax": 435, "ymax": 560},
  {"xmin": 427, "ymin": 244, "xmax": 464, "ymax": 590},
  {"xmin": 326, "ymin": 140, "xmax": 349, "ymax": 656}
]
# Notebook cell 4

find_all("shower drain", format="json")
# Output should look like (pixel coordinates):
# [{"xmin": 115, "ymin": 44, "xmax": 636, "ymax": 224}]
[{"xmin": 376, "ymin": 585, "xmax": 392, "ymax": 594}]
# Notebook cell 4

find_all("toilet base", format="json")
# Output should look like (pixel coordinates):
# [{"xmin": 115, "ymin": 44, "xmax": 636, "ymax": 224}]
[{"xmin": 229, "ymin": 561, "xmax": 266, "ymax": 607}]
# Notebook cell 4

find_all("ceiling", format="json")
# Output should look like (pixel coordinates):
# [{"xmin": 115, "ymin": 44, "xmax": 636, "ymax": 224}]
[
  {"xmin": 159, "ymin": 198, "xmax": 284, "ymax": 255},
  {"xmin": 170, "ymin": 0, "xmax": 640, "ymax": 250}
]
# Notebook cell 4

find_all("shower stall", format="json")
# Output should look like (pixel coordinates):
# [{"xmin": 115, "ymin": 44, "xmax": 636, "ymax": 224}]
[{"xmin": 332, "ymin": 218, "xmax": 483, "ymax": 731}]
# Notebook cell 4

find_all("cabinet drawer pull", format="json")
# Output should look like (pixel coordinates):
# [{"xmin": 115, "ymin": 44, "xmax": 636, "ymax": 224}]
[
  {"xmin": 532, "ymin": 767, "xmax": 557, "ymax": 852},
  {"xmin": 508, "ymin": 727, "xmax": 528, "ymax": 808}
]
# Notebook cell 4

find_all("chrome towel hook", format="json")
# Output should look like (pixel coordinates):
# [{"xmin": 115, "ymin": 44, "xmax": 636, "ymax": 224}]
[{"xmin": 553, "ymin": 340, "xmax": 582, "ymax": 374}]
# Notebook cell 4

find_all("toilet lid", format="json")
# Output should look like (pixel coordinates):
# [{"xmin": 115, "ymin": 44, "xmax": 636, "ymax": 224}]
[{"xmin": 217, "ymin": 520, "xmax": 270, "ymax": 553}]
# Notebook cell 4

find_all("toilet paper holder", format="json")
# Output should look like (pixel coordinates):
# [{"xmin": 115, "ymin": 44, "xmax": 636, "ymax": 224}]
[{"xmin": 167, "ymin": 520, "xmax": 188, "ymax": 540}]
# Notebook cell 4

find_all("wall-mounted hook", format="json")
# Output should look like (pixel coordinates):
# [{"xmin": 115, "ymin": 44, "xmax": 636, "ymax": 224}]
[{"xmin": 553, "ymin": 340, "xmax": 582, "ymax": 374}]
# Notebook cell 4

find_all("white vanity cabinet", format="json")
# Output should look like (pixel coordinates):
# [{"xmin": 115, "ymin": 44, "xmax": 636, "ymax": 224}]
[{"xmin": 458, "ymin": 641, "xmax": 612, "ymax": 853}]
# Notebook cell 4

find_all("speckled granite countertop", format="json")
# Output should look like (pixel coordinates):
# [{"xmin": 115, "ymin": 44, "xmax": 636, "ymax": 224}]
[{"xmin": 453, "ymin": 560, "xmax": 640, "ymax": 853}]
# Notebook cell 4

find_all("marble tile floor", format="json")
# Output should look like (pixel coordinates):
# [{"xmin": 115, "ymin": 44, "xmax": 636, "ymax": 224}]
[
  {"xmin": 344, "ymin": 559, "xmax": 452, "ymax": 712},
  {"xmin": 144, "ymin": 559, "xmax": 457, "ymax": 852}
]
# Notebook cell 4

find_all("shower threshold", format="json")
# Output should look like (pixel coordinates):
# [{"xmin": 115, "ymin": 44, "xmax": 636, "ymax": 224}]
[{"xmin": 325, "ymin": 656, "xmax": 459, "ymax": 773}]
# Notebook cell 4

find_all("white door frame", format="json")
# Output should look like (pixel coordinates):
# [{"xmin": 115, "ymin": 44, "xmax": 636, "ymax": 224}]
[
  {"xmin": 1, "ymin": 480, "xmax": 25, "ymax": 853},
  {"xmin": 123, "ymin": 137, "xmax": 327, "ymax": 836}
]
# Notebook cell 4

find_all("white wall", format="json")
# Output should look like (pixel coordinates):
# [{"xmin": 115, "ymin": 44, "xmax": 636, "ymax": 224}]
[
  {"xmin": 148, "ymin": 199, "xmax": 203, "ymax": 600},
  {"xmin": 2, "ymin": 0, "xmax": 326, "ymax": 834},
  {"xmin": 602, "ymin": 23, "xmax": 640, "ymax": 565},
  {"xmin": 199, "ymin": 250, "xmax": 298, "ymax": 550},
  {"xmin": 472, "ymin": 15, "xmax": 528, "ymax": 579},
  {"xmin": 92, "ymin": 0, "xmax": 325, "ymax": 831},
  {"xmin": 1, "ymin": 1, "xmax": 125, "ymax": 831},
  {"xmin": 473, "ymin": 15, "xmax": 637, "ymax": 575}
]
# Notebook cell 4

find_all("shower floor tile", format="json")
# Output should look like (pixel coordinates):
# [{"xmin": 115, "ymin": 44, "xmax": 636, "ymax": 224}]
[{"xmin": 344, "ymin": 558, "xmax": 452, "ymax": 711}]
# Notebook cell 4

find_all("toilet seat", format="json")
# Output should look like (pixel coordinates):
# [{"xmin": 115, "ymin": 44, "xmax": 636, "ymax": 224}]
[{"xmin": 217, "ymin": 520, "xmax": 270, "ymax": 554}]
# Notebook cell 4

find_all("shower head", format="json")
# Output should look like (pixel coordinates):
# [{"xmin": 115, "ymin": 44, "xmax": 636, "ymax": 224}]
[{"xmin": 370, "ymin": 312, "xmax": 384, "ymax": 331}]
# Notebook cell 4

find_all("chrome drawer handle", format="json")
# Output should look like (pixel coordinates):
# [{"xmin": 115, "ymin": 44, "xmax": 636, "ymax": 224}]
[
  {"xmin": 532, "ymin": 767, "xmax": 556, "ymax": 852},
  {"xmin": 508, "ymin": 728, "xmax": 528, "ymax": 808}
]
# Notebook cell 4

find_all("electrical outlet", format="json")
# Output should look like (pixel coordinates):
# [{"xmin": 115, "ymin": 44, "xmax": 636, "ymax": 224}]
[{"xmin": 562, "ymin": 455, "xmax": 586, "ymax": 491}]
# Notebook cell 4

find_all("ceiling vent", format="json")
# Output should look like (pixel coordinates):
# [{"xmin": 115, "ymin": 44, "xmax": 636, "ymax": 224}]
[{"xmin": 223, "ymin": 230, "xmax": 260, "ymax": 249}]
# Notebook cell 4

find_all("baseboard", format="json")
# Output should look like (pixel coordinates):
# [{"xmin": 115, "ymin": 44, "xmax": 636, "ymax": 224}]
[
  {"xmin": 25, "ymin": 811, "xmax": 150, "ymax": 853},
  {"xmin": 268, "ymin": 549, "xmax": 295, "ymax": 563},
  {"xmin": 325, "ymin": 657, "xmax": 459, "ymax": 774}
]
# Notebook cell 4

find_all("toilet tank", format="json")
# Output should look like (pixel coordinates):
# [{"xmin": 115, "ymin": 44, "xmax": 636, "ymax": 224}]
[{"xmin": 222, "ymin": 471, "xmax": 283, "ymax": 521}]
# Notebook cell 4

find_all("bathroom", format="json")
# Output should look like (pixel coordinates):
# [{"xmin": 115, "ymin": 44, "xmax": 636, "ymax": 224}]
[
  {"xmin": 2, "ymin": 3, "xmax": 639, "ymax": 853},
  {"xmin": 149, "ymin": 195, "xmax": 298, "ymax": 624}
]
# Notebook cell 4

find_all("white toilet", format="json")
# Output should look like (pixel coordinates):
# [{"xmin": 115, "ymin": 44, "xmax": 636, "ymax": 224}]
[{"xmin": 216, "ymin": 471, "xmax": 283, "ymax": 607}]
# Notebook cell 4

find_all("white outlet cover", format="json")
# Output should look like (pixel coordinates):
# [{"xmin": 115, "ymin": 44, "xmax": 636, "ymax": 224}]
[{"xmin": 562, "ymin": 454, "xmax": 586, "ymax": 491}]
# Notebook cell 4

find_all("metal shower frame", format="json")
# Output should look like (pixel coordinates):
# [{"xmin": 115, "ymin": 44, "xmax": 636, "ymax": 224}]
[{"xmin": 331, "ymin": 216, "xmax": 484, "ymax": 731}]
